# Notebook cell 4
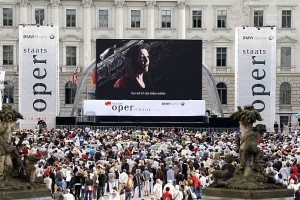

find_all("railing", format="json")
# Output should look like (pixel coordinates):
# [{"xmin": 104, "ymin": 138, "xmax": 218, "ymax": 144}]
[{"xmin": 55, "ymin": 125, "xmax": 238, "ymax": 133}]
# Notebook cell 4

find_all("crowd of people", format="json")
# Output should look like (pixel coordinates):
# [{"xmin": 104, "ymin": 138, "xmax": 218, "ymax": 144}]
[{"xmin": 10, "ymin": 126, "xmax": 300, "ymax": 200}]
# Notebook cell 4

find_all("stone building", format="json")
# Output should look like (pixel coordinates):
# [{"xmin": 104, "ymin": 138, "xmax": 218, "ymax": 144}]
[{"xmin": 0, "ymin": 0, "xmax": 299, "ymax": 126}]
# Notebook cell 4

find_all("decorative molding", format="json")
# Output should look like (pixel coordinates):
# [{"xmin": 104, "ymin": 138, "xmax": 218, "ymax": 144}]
[
  {"xmin": 114, "ymin": 0, "xmax": 125, "ymax": 8},
  {"xmin": 19, "ymin": 0, "xmax": 29, "ymax": 6},
  {"xmin": 211, "ymin": 36, "xmax": 232, "ymax": 43},
  {"xmin": 277, "ymin": 35, "xmax": 297, "ymax": 43},
  {"xmin": 82, "ymin": 0, "xmax": 92, "ymax": 8},
  {"xmin": 177, "ymin": 1, "xmax": 187, "ymax": 9},
  {"xmin": 50, "ymin": 0, "xmax": 60, "ymax": 6},
  {"xmin": 146, "ymin": 1, "xmax": 156, "ymax": 9}
]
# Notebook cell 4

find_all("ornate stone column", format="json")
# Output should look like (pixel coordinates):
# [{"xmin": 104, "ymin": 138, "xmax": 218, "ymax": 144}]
[
  {"xmin": 19, "ymin": 0, "xmax": 28, "ymax": 24},
  {"xmin": 146, "ymin": 1, "xmax": 156, "ymax": 39},
  {"xmin": 177, "ymin": 0, "xmax": 187, "ymax": 39},
  {"xmin": 50, "ymin": 0, "xmax": 60, "ymax": 26},
  {"xmin": 83, "ymin": 0, "xmax": 92, "ymax": 68},
  {"xmin": 115, "ymin": 0, "xmax": 124, "ymax": 39}
]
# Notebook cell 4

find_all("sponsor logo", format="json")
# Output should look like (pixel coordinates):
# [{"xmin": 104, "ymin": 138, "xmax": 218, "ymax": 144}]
[
  {"xmin": 181, "ymin": 102, "xmax": 185, "ymax": 106},
  {"xmin": 105, "ymin": 101, "xmax": 111, "ymax": 106},
  {"xmin": 50, "ymin": 34, "xmax": 55, "ymax": 39},
  {"xmin": 243, "ymin": 36, "xmax": 267, "ymax": 40},
  {"xmin": 162, "ymin": 102, "xmax": 179, "ymax": 106},
  {"xmin": 23, "ymin": 35, "xmax": 34, "ymax": 39}
]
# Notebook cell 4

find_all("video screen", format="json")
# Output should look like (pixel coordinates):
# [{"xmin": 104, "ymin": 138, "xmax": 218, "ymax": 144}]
[{"xmin": 95, "ymin": 39, "xmax": 202, "ymax": 100}]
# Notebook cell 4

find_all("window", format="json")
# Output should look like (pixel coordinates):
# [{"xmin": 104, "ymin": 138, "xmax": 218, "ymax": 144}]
[
  {"xmin": 66, "ymin": 9, "xmax": 76, "ymax": 27},
  {"xmin": 217, "ymin": 10, "xmax": 227, "ymax": 28},
  {"xmin": 280, "ymin": 82, "xmax": 291, "ymax": 105},
  {"xmin": 254, "ymin": 10, "xmax": 263, "ymax": 27},
  {"xmin": 99, "ymin": 10, "xmax": 108, "ymax": 28},
  {"xmin": 192, "ymin": 10, "xmax": 202, "ymax": 28},
  {"xmin": 282, "ymin": 10, "xmax": 291, "ymax": 28},
  {"xmin": 3, "ymin": 45, "xmax": 13, "ymax": 65},
  {"xmin": 65, "ymin": 81, "xmax": 76, "ymax": 104},
  {"xmin": 281, "ymin": 47, "xmax": 291, "ymax": 68},
  {"xmin": 280, "ymin": 116, "xmax": 289, "ymax": 126},
  {"xmin": 35, "ymin": 9, "xmax": 44, "ymax": 25},
  {"xmin": 66, "ymin": 46, "xmax": 76, "ymax": 66},
  {"xmin": 217, "ymin": 82, "xmax": 227, "ymax": 104},
  {"xmin": 161, "ymin": 10, "xmax": 171, "ymax": 28},
  {"xmin": 131, "ymin": 10, "xmax": 141, "ymax": 28},
  {"xmin": 3, "ymin": 8, "xmax": 13, "ymax": 26},
  {"xmin": 3, "ymin": 81, "xmax": 13, "ymax": 104},
  {"xmin": 216, "ymin": 47, "xmax": 226, "ymax": 67}
]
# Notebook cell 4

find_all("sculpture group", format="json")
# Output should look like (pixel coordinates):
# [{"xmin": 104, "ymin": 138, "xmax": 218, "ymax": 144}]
[
  {"xmin": 210, "ymin": 105, "xmax": 283, "ymax": 190},
  {"xmin": 0, "ymin": 105, "xmax": 41, "ymax": 188}
]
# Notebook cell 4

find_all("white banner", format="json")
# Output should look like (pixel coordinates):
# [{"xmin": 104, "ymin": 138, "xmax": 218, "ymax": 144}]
[
  {"xmin": 83, "ymin": 100, "xmax": 206, "ymax": 116},
  {"xmin": 235, "ymin": 27, "xmax": 276, "ymax": 131},
  {"xmin": 0, "ymin": 71, "xmax": 5, "ymax": 110},
  {"xmin": 19, "ymin": 26, "xmax": 59, "ymax": 129}
]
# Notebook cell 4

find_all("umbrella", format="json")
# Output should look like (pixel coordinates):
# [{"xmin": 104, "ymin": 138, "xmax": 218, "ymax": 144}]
[{"xmin": 296, "ymin": 113, "xmax": 300, "ymax": 118}]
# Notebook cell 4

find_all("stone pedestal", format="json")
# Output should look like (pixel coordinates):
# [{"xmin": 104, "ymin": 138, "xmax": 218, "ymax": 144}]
[
  {"xmin": 0, "ymin": 188, "xmax": 51, "ymax": 200},
  {"xmin": 202, "ymin": 187, "xmax": 294, "ymax": 200}
]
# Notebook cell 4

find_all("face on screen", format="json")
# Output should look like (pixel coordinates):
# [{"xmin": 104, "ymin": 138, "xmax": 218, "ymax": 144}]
[{"xmin": 138, "ymin": 48, "xmax": 150, "ymax": 73}]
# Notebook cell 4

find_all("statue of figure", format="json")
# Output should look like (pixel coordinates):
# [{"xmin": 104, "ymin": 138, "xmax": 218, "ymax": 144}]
[
  {"xmin": 0, "ymin": 105, "xmax": 23, "ymax": 180},
  {"xmin": 25, "ymin": 154, "xmax": 40, "ymax": 186},
  {"xmin": 211, "ymin": 154, "xmax": 235, "ymax": 187},
  {"xmin": 222, "ymin": 105, "xmax": 283, "ymax": 190}
]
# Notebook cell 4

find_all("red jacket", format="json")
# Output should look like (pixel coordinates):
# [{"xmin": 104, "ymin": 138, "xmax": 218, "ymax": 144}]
[
  {"xmin": 162, "ymin": 191, "xmax": 172, "ymax": 200},
  {"xmin": 189, "ymin": 175, "xmax": 199, "ymax": 189}
]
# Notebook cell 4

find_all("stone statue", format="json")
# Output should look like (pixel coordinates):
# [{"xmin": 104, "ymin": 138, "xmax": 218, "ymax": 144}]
[
  {"xmin": 211, "ymin": 154, "xmax": 235, "ymax": 187},
  {"xmin": 209, "ymin": 105, "xmax": 283, "ymax": 190},
  {"xmin": 0, "ymin": 105, "xmax": 23, "ymax": 181}
]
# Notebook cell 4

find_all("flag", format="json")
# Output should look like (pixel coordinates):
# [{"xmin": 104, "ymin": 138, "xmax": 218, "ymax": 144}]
[
  {"xmin": 91, "ymin": 67, "xmax": 96, "ymax": 85},
  {"xmin": 72, "ymin": 66, "xmax": 79, "ymax": 84}
]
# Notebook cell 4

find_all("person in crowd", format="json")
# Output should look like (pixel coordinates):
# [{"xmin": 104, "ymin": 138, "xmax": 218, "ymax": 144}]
[
  {"xmin": 64, "ymin": 189, "xmax": 75, "ymax": 200},
  {"xmin": 108, "ymin": 186, "xmax": 120, "ymax": 200},
  {"xmin": 97, "ymin": 169, "xmax": 107, "ymax": 200},
  {"xmin": 152, "ymin": 179, "xmax": 162, "ymax": 200},
  {"xmin": 85, "ymin": 173, "xmax": 94, "ymax": 200},
  {"xmin": 53, "ymin": 187, "xmax": 64, "ymax": 200},
  {"xmin": 162, "ymin": 187, "xmax": 173, "ymax": 200}
]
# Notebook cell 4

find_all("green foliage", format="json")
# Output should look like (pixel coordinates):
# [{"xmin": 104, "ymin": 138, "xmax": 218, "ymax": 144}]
[
  {"xmin": 0, "ymin": 105, "xmax": 23, "ymax": 122},
  {"xmin": 230, "ymin": 105, "xmax": 262, "ymax": 126}
]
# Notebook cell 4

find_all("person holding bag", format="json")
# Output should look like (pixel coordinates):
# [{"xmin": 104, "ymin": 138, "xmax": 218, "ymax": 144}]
[{"xmin": 85, "ymin": 173, "xmax": 94, "ymax": 200}]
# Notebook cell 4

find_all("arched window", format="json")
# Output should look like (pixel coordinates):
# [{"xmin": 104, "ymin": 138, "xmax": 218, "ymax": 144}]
[
  {"xmin": 217, "ymin": 82, "xmax": 227, "ymax": 104},
  {"xmin": 65, "ymin": 81, "xmax": 76, "ymax": 104},
  {"xmin": 3, "ymin": 80, "xmax": 14, "ymax": 104},
  {"xmin": 280, "ymin": 82, "xmax": 291, "ymax": 105}
]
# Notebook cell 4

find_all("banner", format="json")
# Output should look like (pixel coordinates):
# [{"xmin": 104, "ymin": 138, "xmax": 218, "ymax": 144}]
[
  {"xmin": 83, "ymin": 100, "xmax": 206, "ymax": 116},
  {"xmin": 235, "ymin": 27, "xmax": 276, "ymax": 130},
  {"xmin": 19, "ymin": 26, "xmax": 59, "ymax": 129},
  {"xmin": 0, "ymin": 71, "xmax": 5, "ymax": 110}
]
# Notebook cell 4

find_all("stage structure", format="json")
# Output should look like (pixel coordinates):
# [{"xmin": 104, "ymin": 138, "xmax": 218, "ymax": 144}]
[{"xmin": 71, "ymin": 39, "xmax": 223, "ymax": 124}]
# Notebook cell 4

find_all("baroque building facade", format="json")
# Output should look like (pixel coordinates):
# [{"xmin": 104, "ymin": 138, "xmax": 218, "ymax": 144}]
[{"xmin": 0, "ymin": 0, "xmax": 299, "ymax": 126}]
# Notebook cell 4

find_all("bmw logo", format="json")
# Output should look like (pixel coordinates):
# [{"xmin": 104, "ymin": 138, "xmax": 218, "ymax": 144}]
[
  {"xmin": 181, "ymin": 102, "xmax": 185, "ymax": 106},
  {"xmin": 50, "ymin": 34, "xmax": 55, "ymax": 39},
  {"xmin": 269, "ymin": 35, "xmax": 274, "ymax": 40}
]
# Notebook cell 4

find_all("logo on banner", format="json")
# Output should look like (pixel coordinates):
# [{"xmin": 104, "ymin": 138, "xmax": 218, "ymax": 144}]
[
  {"xmin": 105, "ymin": 101, "xmax": 111, "ymax": 106},
  {"xmin": 104, "ymin": 101, "xmax": 134, "ymax": 112}
]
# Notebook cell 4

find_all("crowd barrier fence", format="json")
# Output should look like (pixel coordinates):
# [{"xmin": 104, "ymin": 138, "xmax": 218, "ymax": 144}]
[{"xmin": 55, "ymin": 125, "xmax": 238, "ymax": 133}]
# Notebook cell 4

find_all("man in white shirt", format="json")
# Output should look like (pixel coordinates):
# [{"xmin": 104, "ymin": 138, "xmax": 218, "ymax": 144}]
[{"xmin": 119, "ymin": 169, "xmax": 128, "ymax": 189}]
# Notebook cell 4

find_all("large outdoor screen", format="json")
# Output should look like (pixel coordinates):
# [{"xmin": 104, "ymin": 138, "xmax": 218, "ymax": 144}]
[
  {"xmin": 95, "ymin": 39, "xmax": 202, "ymax": 100},
  {"xmin": 89, "ymin": 39, "xmax": 204, "ymax": 117}
]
